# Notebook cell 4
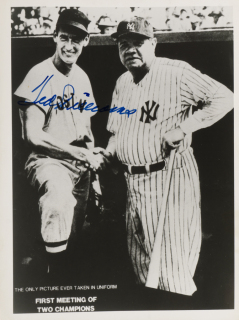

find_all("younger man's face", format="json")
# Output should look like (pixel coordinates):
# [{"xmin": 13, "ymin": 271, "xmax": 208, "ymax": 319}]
[{"xmin": 53, "ymin": 26, "xmax": 89, "ymax": 65}]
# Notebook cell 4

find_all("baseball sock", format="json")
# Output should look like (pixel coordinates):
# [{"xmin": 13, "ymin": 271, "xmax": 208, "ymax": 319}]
[{"xmin": 46, "ymin": 250, "xmax": 69, "ymax": 276}]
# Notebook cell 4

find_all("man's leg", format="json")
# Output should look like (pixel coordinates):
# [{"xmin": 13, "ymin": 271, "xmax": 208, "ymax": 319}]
[
  {"xmin": 68, "ymin": 170, "xmax": 91, "ymax": 250},
  {"xmin": 38, "ymin": 167, "xmax": 77, "ymax": 252},
  {"xmin": 125, "ymin": 152, "xmax": 201, "ymax": 295},
  {"xmin": 27, "ymin": 160, "xmax": 79, "ymax": 277}
]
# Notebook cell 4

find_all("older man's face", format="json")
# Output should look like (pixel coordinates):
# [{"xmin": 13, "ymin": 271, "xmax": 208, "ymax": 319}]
[{"xmin": 118, "ymin": 35, "xmax": 156, "ymax": 72}]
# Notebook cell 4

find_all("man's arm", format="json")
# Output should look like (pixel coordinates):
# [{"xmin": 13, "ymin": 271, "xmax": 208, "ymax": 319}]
[
  {"xmin": 92, "ymin": 80, "xmax": 118, "ymax": 166},
  {"xmin": 106, "ymin": 134, "xmax": 116, "ymax": 157},
  {"xmin": 179, "ymin": 84, "xmax": 233, "ymax": 134},
  {"xmin": 93, "ymin": 134, "xmax": 116, "ymax": 158},
  {"xmin": 92, "ymin": 134, "xmax": 116, "ymax": 173},
  {"xmin": 162, "ymin": 66, "xmax": 233, "ymax": 154},
  {"xmin": 21, "ymin": 105, "xmax": 103, "ymax": 170}
]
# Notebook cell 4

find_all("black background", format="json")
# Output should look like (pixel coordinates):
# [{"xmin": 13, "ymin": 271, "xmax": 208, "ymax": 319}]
[{"xmin": 12, "ymin": 35, "xmax": 234, "ymax": 313}]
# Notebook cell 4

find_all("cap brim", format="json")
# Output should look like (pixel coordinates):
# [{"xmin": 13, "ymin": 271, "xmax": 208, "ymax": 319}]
[
  {"xmin": 111, "ymin": 31, "xmax": 151, "ymax": 40},
  {"xmin": 58, "ymin": 21, "xmax": 89, "ymax": 35}
]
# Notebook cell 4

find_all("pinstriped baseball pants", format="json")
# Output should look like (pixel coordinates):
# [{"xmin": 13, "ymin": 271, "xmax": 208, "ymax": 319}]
[{"xmin": 125, "ymin": 148, "xmax": 201, "ymax": 296}]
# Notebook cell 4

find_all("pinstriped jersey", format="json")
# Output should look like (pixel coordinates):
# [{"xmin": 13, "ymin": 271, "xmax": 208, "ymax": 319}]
[
  {"xmin": 107, "ymin": 57, "xmax": 233, "ymax": 295},
  {"xmin": 107, "ymin": 57, "xmax": 233, "ymax": 166}
]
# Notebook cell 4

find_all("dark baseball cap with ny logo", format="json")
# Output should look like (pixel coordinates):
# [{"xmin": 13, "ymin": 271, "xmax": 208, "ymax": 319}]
[{"xmin": 111, "ymin": 17, "xmax": 154, "ymax": 40}]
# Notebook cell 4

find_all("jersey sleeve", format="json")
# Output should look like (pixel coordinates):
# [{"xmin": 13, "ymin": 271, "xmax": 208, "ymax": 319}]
[
  {"xmin": 14, "ymin": 64, "xmax": 52, "ymax": 115},
  {"xmin": 179, "ymin": 64, "xmax": 233, "ymax": 134},
  {"xmin": 106, "ymin": 80, "xmax": 120, "ymax": 135}
]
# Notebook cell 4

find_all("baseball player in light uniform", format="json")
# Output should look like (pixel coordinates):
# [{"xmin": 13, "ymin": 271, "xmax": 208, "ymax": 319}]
[
  {"xmin": 14, "ymin": 9, "xmax": 107, "ymax": 276},
  {"xmin": 96, "ymin": 17, "xmax": 233, "ymax": 295}
]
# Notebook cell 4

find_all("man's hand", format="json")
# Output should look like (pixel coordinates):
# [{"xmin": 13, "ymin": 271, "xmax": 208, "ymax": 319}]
[
  {"xmin": 92, "ymin": 147, "xmax": 113, "ymax": 171},
  {"xmin": 162, "ymin": 127, "xmax": 186, "ymax": 156},
  {"xmin": 92, "ymin": 147, "xmax": 113, "ymax": 158},
  {"xmin": 73, "ymin": 148, "xmax": 100, "ymax": 172},
  {"xmin": 73, "ymin": 147, "xmax": 112, "ymax": 172}
]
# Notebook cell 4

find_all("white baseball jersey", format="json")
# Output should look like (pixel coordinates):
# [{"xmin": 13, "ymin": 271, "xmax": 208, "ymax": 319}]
[
  {"xmin": 14, "ymin": 58, "xmax": 96, "ymax": 250},
  {"xmin": 107, "ymin": 57, "xmax": 233, "ymax": 295},
  {"xmin": 15, "ymin": 57, "xmax": 96, "ymax": 152}
]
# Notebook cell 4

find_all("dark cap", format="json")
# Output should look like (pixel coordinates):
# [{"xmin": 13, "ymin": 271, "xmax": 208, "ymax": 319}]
[
  {"xmin": 111, "ymin": 17, "xmax": 153, "ymax": 40},
  {"xmin": 56, "ymin": 9, "xmax": 91, "ymax": 34}
]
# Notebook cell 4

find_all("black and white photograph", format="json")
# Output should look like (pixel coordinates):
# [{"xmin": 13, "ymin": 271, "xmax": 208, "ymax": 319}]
[{"xmin": 4, "ymin": 2, "xmax": 237, "ymax": 317}]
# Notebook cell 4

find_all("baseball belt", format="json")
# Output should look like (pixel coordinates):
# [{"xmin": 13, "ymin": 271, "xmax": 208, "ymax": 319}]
[{"xmin": 122, "ymin": 160, "xmax": 165, "ymax": 175}]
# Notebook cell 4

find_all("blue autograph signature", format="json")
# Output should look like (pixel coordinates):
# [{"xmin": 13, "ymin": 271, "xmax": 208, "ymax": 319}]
[{"xmin": 18, "ymin": 75, "xmax": 137, "ymax": 118}]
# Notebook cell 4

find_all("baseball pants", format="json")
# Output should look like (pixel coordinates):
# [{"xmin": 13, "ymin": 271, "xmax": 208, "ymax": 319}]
[
  {"xmin": 25, "ymin": 155, "xmax": 90, "ymax": 253},
  {"xmin": 125, "ymin": 148, "xmax": 201, "ymax": 296}
]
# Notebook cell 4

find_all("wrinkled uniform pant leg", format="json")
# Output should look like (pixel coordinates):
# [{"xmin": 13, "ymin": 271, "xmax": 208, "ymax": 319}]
[{"xmin": 25, "ymin": 157, "xmax": 90, "ymax": 252}]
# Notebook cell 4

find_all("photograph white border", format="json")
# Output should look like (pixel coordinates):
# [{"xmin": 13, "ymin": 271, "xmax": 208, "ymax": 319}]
[{"xmin": 1, "ymin": 0, "xmax": 238, "ymax": 319}]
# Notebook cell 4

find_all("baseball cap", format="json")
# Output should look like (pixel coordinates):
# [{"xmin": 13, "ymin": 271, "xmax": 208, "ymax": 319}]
[
  {"xmin": 111, "ymin": 17, "xmax": 153, "ymax": 40},
  {"xmin": 56, "ymin": 8, "xmax": 91, "ymax": 35}
]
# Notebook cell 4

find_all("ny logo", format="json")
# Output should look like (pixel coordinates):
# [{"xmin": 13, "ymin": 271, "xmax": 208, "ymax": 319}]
[
  {"xmin": 127, "ymin": 22, "xmax": 135, "ymax": 31},
  {"xmin": 139, "ymin": 100, "xmax": 159, "ymax": 123}
]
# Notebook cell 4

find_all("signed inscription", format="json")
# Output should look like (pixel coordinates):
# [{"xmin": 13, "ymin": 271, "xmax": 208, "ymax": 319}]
[{"xmin": 18, "ymin": 75, "xmax": 137, "ymax": 117}]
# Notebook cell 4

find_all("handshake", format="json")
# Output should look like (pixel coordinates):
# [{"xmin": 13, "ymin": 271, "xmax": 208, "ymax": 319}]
[{"xmin": 82, "ymin": 147, "xmax": 113, "ymax": 172}]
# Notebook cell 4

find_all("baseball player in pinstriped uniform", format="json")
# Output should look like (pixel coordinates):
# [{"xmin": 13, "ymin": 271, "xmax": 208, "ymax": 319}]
[
  {"xmin": 95, "ymin": 17, "xmax": 233, "ymax": 295},
  {"xmin": 14, "ymin": 9, "xmax": 107, "ymax": 277}
]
